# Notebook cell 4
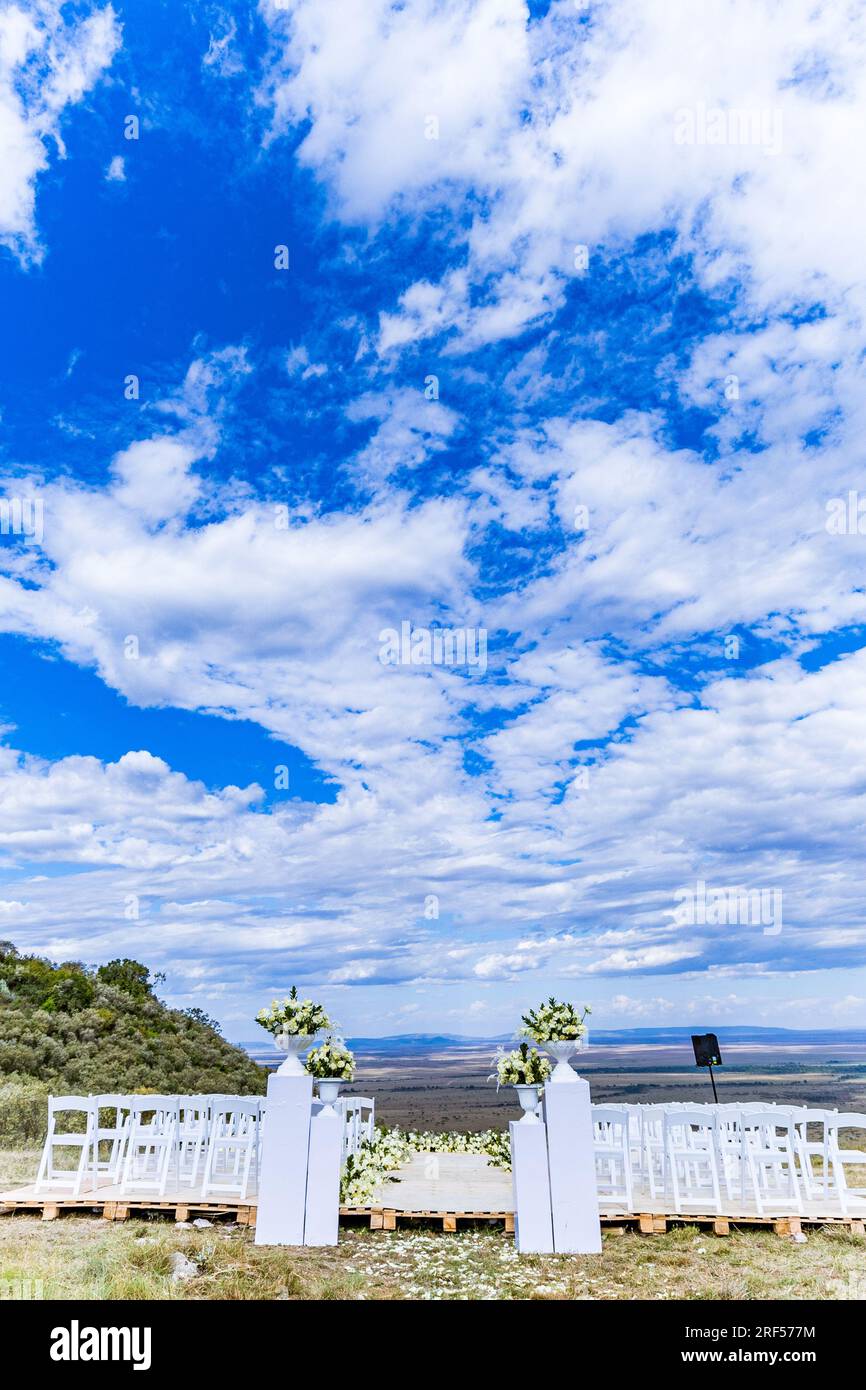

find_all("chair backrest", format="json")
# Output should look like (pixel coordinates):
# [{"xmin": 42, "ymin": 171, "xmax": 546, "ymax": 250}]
[
  {"xmin": 739, "ymin": 1108, "xmax": 795, "ymax": 1139},
  {"xmin": 787, "ymin": 1107, "xmax": 829, "ymax": 1128},
  {"xmin": 211, "ymin": 1098, "xmax": 260, "ymax": 1128},
  {"xmin": 128, "ymin": 1095, "xmax": 178, "ymax": 1118},
  {"xmin": 828, "ymin": 1112, "xmax": 866, "ymax": 1134},
  {"xmin": 663, "ymin": 1108, "xmax": 716, "ymax": 1135},
  {"xmin": 48, "ymin": 1095, "xmax": 92, "ymax": 1118},
  {"xmin": 593, "ymin": 1106, "xmax": 629, "ymax": 1125},
  {"xmin": 214, "ymin": 1098, "xmax": 260, "ymax": 1114},
  {"xmin": 177, "ymin": 1096, "xmax": 208, "ymax": 1116},
  {"xmin": 593, "ymin": 1107, "xmax": 630, "ymax": 1143}
]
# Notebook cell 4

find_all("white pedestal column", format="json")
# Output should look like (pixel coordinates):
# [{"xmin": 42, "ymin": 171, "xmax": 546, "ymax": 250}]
[
  {"xmin": 543, "ymin": 1077, "xmax": 602, "ymax": 1253},
  {"xmin": 303, "ymin": 1100, "xmax": 343, "ymax": 1246},
  {"xmin": 510, "ymin": 1118, "xmax": 554, "ymax": 1253},
  {"xmin": 254, "ymin": 1073, "xmax": 313, "ymax": 1246}
]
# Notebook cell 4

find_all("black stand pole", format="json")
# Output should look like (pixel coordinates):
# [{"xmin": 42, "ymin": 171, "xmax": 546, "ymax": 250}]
[{"xmin": 708, "ymin": 1063, "xmax": 719, "ymax": 1103}]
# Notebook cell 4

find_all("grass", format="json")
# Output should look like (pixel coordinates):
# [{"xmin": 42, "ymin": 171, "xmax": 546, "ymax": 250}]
[
  {"xmin": 1, "ymin": 1213, "xmax": 864, "ymax": 1301},
  {"xmin": 2, "ymin": 1148, "xmax": 864, "ymax": 1301}
]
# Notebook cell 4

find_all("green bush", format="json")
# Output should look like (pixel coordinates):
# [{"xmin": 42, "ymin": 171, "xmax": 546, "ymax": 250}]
[
  {"xmin": 0, "ymin": 943, "xmax": 265, "ymax": 1098},
  {"xmin": 0, "ymin": 1078, "xmax": 51, "ymax": 1143}
]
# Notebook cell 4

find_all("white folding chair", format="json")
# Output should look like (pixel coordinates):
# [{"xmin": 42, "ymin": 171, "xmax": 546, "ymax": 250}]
[
  {"xmin": 120, "ymin": 1096, "xmax": 180, "ymax": 1198},
  {"xmin": 713, "ymin": 1107, "xmax": 751, "ymax": 1204},
  {"xmin": 663, "ymin": 1108, "xmax": 721, "ymax": 1213},
  {"xmin": 200, "ymin": 1098, "xmax": 260, "ymax": 1200},
  {"xmin": 176, "ymin": 1096, "xmax": 209, "ymax": 1186},
  {"xmin": 90, "ymin": 1094, "xmax": 130, "ymax": 1184},
  {"xmin": 739, "ymin": 1108, "xmax": 802, "ymax": 1216},
  {"xmin": 593, "ymin": 1106, "xmax": 634, "ymax": 1210},
  {"xmin": 639, "ymin": 1105, "xmax": 666, "ymax": 1198},
  {"xmin": 788, "ymin": 1107, "xmax": 832, "ymax": 1200},
  {"xmin": 826, "ymin": 1113, "xmax": 866, "ymax": 1217},
  {"xmin": 35, "ymin": 1096, "xmax": 98, "ymax": 1197}
]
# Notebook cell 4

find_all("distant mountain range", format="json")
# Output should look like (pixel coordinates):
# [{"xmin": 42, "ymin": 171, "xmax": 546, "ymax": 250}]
[{"xmin": 239, "ymin": 1024, "xmax": 866, "ymax": 1060}]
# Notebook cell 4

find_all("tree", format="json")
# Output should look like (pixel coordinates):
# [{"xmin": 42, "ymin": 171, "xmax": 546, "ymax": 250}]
[
  {"xmin": 183, "ymin": 1007, "xmax": 222, "ymax": 1035},
  {"xmin": 96, "ymin": 958, "xmax": 152, "ymax": 1000}
]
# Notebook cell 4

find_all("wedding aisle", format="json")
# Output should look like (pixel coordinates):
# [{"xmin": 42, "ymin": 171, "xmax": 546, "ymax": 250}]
[{"xmin": 371, "ymin": 1152, "xmax": 513, "ymax": 1213}]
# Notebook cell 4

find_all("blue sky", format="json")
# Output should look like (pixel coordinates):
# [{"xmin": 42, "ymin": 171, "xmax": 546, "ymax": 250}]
[{"xmin": 1, "ymin": 0, "xmax": 865, "ymax": 1039}]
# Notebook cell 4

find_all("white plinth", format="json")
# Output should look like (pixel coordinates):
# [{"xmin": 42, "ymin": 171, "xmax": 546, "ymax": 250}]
[
  {"xmin": 510, "ymin": 1118, "xmax": 554, "ymax": 1253},
  {"xmin": 303, "ymin": 1102, "xmax": 343, "ymax": 1246},
  {"xmin": 543, "ymin": 1077, "xmax": 602, "ymax": 1253},
  {"xmin": 254, "ymin": 1073, "xmax": 313, "ymax": 1246}
]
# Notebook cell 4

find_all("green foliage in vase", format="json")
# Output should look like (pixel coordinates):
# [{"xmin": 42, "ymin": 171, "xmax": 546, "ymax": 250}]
[
  {"xmin": 305, "ymin": 1036, "xmax": 355, "ymax": 1080},
  {"xmin": 491, "ymin": 1041, "xmax": 552, "ymax": 1086},
  {"xmin": 520, "ymin": 997, "xmax": 591, "ymax": 1043},
  {"xmin": 255, "ymin": 987, "xmax": 331, "ymax": 1037}
]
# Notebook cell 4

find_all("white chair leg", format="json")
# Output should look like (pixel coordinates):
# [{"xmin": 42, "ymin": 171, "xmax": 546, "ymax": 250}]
[
  {"xmin": 240, "ymin": 1144, "xmax": 254, "ymax": 1201},
  {"xmin": 35, "ymin": 1126, "xmax": 53, "ymax": 1193},
  {"xmin": 748, "ymin": 1152, "xmax": 764, "ymax": 1216},
  {"xmin": 710, "ymin": 1153, "xmax": 721, "ymax": 1212},
  {"xmin": 669, "ymin": 1149, "xmax": 682, "ymax": 1213},
  {"xmin": 72, "ymin": 1141, "xmax": 89, "ymax": 1199}
]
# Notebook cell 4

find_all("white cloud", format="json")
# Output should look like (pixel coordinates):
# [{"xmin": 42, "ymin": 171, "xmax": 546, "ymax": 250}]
[
  {"xmin": 260, "ymin": 0, "xmax": 866, "ymax": 357},
  {"xmin": 4, "ymin": 350, "xmax": 866, "ymax": 1014},
  {"xmin": 0, "ymin": 2, "xmax": 120, "ymax": 262},
  {"xmin": 345, "ymin": 386, "xmax": 460, "ymax": 487},
  {"xmin": 202, "ymin": 12, "xmax": 243, "ymax": 79}
]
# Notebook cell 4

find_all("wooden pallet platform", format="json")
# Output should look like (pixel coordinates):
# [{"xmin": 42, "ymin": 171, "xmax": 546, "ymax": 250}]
[
  {"xmin": 4, "ymin": 1153, "xmax": 865, "ymax": 1238},
  {"xmin": 341, "ymin": 1206, "xmax": 516, "ymax": 1232},
  {"xmin": 0, "ymin": 1192, "xmax": 256, "ymax": 1224},
  {"xmin": 3, "ymin": 1191, "xmax": 864, "ymax": 1238}
]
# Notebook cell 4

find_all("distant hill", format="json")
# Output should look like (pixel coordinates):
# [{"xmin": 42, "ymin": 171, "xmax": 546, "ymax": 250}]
[
  {"xmin": 0, "ymin": 941, "xmax": 265, "ymax": 1095},
  {"xmin": 240, "ymin": 1023, "xmax": 866, "ymax": 1065}
]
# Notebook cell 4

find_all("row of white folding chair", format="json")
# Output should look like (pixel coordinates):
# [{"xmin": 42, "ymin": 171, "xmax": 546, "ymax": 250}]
[
  {"xmin": 591, "ymin": 1104, "xmax": 866, "ymax": 1216},
  {"xmin": 35, "ymin": 1093, "xmax": 154, "ymax": 1198},
  {"xmin": 593, "ymin": 1105, "xmax": 722, "ymax": 1213},
  {"xmin": 610, "ymin": 1103, "xmax": 785, "ymax": 1202},
  {"xmin": 621, "ymin": 1104, "xmax": 800, "ymax": 1214},
  {"xmin": 120, "ymin": 1095, "xmax": 263, "ymax": 1200},
  {"xmin": 35, "ymin": 1095, "xmax": 264, "ymax": 1201}
]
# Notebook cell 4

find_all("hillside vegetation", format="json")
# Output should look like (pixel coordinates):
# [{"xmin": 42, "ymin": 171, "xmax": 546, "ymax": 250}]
[{"xmin": 0, "ymin": 941, "xmax": 264, "ymax": 1140}]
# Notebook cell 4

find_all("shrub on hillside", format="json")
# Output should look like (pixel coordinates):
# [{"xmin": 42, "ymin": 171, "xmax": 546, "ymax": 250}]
[
  {"xmin": 0, "ymin": 1078, "xmax": 51, "ymax": 1143},
  {"xmin": 0, "ymin": 943, "xmax": 264, "ymax": 1097}
]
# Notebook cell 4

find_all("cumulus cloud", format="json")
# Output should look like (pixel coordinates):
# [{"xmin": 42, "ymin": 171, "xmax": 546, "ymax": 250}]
[
  {"xmin": 4, "ymin": 4, "xmax": 866, "ymax": 1031},
  {"xmin": 0, "ymin": 1, "xmax": 120, "ymax": 262},
  {"xmin": 260, "ymin": 0, "xmax": 866, "ymax": 356}
]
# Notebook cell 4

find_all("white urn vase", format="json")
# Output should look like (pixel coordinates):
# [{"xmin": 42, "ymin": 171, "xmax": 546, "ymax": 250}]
[
  {"xmin": 274, "ymin": 1032, "xmax": 315, "ymax": 1076},
  {"xmin": 543, "ymin": 1036, "xmax": 588, "ymax": 1083},
  {"xmin": 316, "ymin": 1078, "xmax": 342, "ymax": 1114},
  {"xmin": 514, "ymin": 1083, "xmax": 542, "ymax": 1122}
]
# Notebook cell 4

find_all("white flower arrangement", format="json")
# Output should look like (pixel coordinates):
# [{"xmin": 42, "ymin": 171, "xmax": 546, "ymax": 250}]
[
  {"xmin": 519, "ymin": 996, "xmax": 590, "ymax": 1043},
  {"xmin": 340, "ymin": 1126, "xmax": 411, "ymax": 1205},
  {"xmin": 401, "ymin": 1128, "xmax": 505, "ymax": 1158},
  {"xmin": 339, "ymin": 1125, "xmax": 513, "ymax": 1205},
  {"xmin": 490, "ymin": 1041, "xmax": 552, "ymax": 1088},
  {"xmin": 255, "ymin": 985, "xmax": 331, "ymax": 1038},
  {"xmin": 305, "ymin": 1035, "xmax": 355, "ymax": 1080}
]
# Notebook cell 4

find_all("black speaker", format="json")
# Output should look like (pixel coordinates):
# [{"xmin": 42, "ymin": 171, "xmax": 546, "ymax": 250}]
[{"xmin": 691, "ymin": 1033, "xmax": 722, "ymax": 1067}]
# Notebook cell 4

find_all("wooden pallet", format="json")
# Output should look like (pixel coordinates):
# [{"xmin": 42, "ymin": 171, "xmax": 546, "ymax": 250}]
[
  {"xmin": 617, "ymin": 1211, "xmax": 866, "ymax": 1238},
  {"xmin": 341, "ymin": 1206, "xmax": 515, "ymax": 1233},
  {"xmin": 3, "ymin": 1193, "xmax": 864, "ymax": 1238},
  {"xmin": 0, "ymin": 1195, "xmax": 254, "ymax": 1224}
]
